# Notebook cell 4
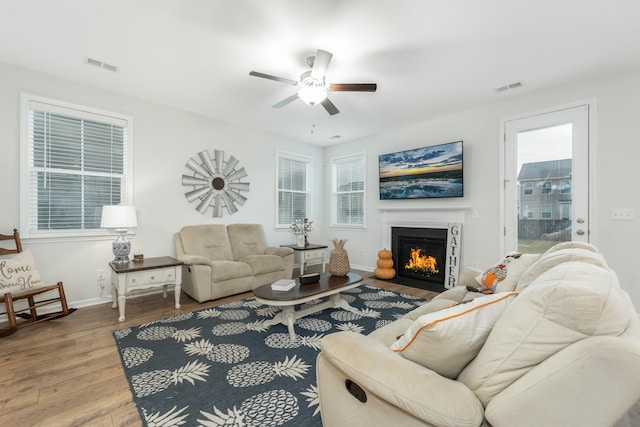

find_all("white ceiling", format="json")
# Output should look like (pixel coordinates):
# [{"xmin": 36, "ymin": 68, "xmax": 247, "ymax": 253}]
[{"xmin": 1, "ymin": 0, "xmax": 639, "ymax": 146}]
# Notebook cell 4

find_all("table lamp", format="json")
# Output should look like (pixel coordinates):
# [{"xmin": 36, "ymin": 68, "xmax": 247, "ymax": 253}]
[{"xmin": 100, "ymin": 205, "xmax": 138, "ymax": 263}]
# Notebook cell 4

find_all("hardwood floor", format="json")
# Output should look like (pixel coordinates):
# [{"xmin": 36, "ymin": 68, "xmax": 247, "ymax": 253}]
[{"xmin": 0, "ymin": 269, "xmax": 437, "ymax": 427}]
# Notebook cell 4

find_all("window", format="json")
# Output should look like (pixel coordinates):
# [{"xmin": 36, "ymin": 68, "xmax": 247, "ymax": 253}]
[
  {"xmin": 541, "ymin": 181, "xmax": 552, "ymax": 195},
  {"xmin": 331, "ymin": 153, "xmax": 365, "ymax": 226},
  {"xmin": 523, "ymin": 205, "xmax": 534, "ymax": 219},
  {"xmin": 21, "ymin": 94, "xmax": 132, "ymax": 237},
  {"xmin": 560, "ymin": 179, "xmax": 571, "ymax": 194},
  {"xmin": 541, "ymin": 205, "xmax": 553, "ymax": 219},
  {"xmin": 276, "ymin": 152, "xmax": 311, "ymax": 227},
  {"xmin": 522, "ymin": 182, "xmax": 534, "ymax": 196}
]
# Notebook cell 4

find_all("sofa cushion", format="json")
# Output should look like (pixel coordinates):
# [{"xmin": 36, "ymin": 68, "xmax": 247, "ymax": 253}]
[
  {"xmin": 228, "ymin": 224, "xmax": 268, "ymax": 260},
  {"xmin": 541, "ymin": 240, "xmax": 599, "ymax": 255},
  {"xmin": 475, "ymin": 253, "xmax": 540, "ymax": 293},
  {"xmin": 515, "ymin": 247, "xmax": 608, "ymax": 291},
  {"xmin": 240, "ymin": 254, "xmax": 286, "ymax": 275},
  {"xmin": 0, "ymin": 249, "xmax": 45, "ymax": 295},
  {"xmin": 209, "ymin": 260, "xmax": 253, "ymax": 281},
  {"xmin": 180, "ymin": 225, "xmax": 233, "ymax": 261},
  {"xmin": 458, "ymin": 261, "xmax": 633, "ymax": 406},
  {"xmin": 390, "ymin": 292, "xmax": 518, "ymax": 379}
]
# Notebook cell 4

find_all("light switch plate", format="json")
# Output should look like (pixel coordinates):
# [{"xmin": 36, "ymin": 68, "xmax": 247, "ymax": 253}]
[{"xmin": 611, "ymin": 208, "xmax": 635, "ymax": 220}]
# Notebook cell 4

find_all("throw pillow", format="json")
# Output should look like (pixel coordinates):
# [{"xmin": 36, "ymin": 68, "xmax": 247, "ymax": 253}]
[
  {"xmin": 474, "ymin": 253, "xmax": 540, "ymax": 293},
  {"xmin": 390, "ymin": 291, "xmax": 518, "ymax": 379},
  {"xmin": 0, "ymin": 249, "xmax": 45, "ymax": 295}
]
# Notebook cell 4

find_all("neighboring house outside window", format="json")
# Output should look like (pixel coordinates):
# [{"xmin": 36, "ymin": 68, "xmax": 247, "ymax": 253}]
[
  {"xmin": 331, "ymin": 153, "xmax": 365, "ymax": 227},
  {"xmin": 20, "ymin": 94, "xmax": 132, "ymax": 238},
  {"xmin": 276, "ymin": 151, "xmax": 311, "ymax": 228},
  {"xmin": 517, "ymin": 159, "xmax": 572, "ymax": 220}
]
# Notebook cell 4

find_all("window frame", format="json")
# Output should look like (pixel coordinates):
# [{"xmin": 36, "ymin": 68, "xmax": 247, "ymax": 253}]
[
  {"xmin": 330, "ymin": 152, "xmax": 366, "ymax": 228},
  {"xmin": 20, "ymin": 93, "xmax": 134, "ymax": 239},
  {"xmin": 275, "ymin": 151, "xmax": 312, "ymax": 229},
  {"xmin": 522, "ymin": 181, "xmax": 534, "ymax": 196},
  {"xmin": 560, "ymin": 179, "xmax": 572, "ymax": 194},
  {"xmin": 523, "ymin": 205, "xmax": 534, "ymax": 219}
]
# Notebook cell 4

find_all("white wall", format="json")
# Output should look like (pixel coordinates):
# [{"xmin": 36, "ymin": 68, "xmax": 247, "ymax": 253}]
[
  {"xmin": 0, "ymin": 62, "xmax": 324, "ymax": 308},
  {"xmin": 324, "ymin": 68, "xmax": 640, "ymax": 308},
  {"xmin": 2, "ymin": 61, "xmax": 639, "ymax": 310}
]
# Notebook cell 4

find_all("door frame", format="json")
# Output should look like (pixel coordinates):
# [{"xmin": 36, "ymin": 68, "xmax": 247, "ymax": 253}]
[{"xmin": 498, "ymin": 98, "xmax": 598, "ymax": 255}]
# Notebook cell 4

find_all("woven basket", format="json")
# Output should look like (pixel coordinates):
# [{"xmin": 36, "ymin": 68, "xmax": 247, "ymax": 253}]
[{"xmin": 328, "ymin": 238, "xmax": 350, "ymax": 276}]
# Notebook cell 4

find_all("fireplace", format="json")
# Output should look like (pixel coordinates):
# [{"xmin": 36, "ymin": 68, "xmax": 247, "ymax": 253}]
[{"xmin": 391, "ymin": 226, "xmax": 449, "ymax": 292}]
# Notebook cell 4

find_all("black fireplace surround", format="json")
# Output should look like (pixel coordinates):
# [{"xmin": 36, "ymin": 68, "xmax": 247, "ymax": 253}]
[{"xmin": 391, "ymin": 226, "xmax": 448, "ymax": 293}]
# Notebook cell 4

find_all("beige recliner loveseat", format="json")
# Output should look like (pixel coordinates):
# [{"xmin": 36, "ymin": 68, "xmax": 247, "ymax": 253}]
[
  {"xmin": 174, "ymin": 224, "xmax": 294, "ymax": 302},
  {"xmin": 317, "ymin": 242, "xmax": 640, "ymax": 427}
]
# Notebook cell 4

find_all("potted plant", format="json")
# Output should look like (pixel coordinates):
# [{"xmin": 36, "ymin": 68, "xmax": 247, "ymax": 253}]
[{"xmin": 290, "ymin": 218, "xmax": 313, "ymax": 247}]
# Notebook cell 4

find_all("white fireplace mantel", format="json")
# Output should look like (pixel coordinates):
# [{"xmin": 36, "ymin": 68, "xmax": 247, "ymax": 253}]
[{"xmin": 378, "ymin": 206, "xmax": 471, "ymax": 248}]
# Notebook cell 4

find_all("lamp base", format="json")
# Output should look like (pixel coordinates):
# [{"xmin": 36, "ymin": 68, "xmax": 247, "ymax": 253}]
[{"xmin": 112, "ymin": 233, "xmax": 131, "ymax": 263}]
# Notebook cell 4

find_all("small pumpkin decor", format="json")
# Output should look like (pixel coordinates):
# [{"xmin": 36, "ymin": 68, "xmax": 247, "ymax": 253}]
[
  {"xmin": 374, "ymin": 248, "xmax": 396, "ymax": 280},
  {"xmin": 328, "ymin": 238, "xmax": 350, "ymax": 276}
]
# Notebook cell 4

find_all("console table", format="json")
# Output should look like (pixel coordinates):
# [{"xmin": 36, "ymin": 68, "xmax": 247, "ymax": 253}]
[
  {"xmin": 109, "ymin": 256, "xmax": 183, "ymax": 322},
  {"xmin": 281, "ymin": 243, "xmax": 328, "ymax": 275}
]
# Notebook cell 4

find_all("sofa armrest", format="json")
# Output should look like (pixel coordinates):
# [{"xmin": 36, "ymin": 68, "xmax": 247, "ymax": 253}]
[
  {"xmin": 319, "ymin": 331, "xmax": 484, "ymax": 427},
  {"xmin": 177, "ymin": 254, "xmax": 212, "ymax": 265},
  {"xmin": 265, "ymin": 246, "xmax": 294, "ymax": 258}
]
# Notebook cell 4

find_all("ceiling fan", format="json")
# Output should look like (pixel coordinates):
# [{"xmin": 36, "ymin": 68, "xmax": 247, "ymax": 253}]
[{"xmin": 249, "ymin": 49, "xmax": 377, "ymax": 116}]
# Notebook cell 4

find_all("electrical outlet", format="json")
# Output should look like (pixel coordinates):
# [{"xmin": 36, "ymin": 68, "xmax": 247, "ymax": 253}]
[{"xmin": 97, "ymin": 269, "xmax": 106, "ymax": 280}]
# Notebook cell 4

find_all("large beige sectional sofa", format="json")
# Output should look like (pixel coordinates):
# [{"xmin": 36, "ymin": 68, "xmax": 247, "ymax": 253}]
[
  {"xmin": 317, "ymin": 242, "xmax": 640, "ymax": 427},
  {"xmin": 174, "ymin": 224, "xmax": 294, "ymax": 302}
]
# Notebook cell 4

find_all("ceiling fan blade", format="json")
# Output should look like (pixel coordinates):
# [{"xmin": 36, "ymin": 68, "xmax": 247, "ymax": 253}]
[
  {"xmin": 272, "ymin": 93, "xmax": 299, "ymax": 109},
  {"xmin": 249, "ymin": 71, "xmax": 298, "ymax": 86},
  {"xmin": 330, "ymin": 83, "xmax": 377, "ymax": 92},
  {"xmin": 321, "ymin": 98, "xmax": 340, "ymax": 116},
  {"xmin": 310, "ymin": 49, "xmax": 332, "ymax": 80}
]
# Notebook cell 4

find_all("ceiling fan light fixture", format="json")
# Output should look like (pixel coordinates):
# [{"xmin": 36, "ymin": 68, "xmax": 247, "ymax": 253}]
[{"xmin": 298, "ymin": 86, "xmax": 327, "ymax": 105}]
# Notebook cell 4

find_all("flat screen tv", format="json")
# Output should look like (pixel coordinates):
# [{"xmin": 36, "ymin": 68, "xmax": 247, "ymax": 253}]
[{"xmin": 379, "ymin": 140, "xmax": 463, "ymax": 199}]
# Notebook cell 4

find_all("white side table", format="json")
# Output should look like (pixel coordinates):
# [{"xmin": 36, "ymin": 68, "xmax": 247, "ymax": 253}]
[
  {"xmin": 281, "ymin": 243, "xmax": 328, "ymax": 275},
  {"xmin": 109, "ymin": 256, "xmax": 183, "ymax": 322}
]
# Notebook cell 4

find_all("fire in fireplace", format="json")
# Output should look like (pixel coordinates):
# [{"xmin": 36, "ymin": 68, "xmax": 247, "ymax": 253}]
[
  {"xmin": 391, "ymin": 226, "xmax": 448, "ymax": 292},
  {"xmin": 405, "ymin": 248, "xmax": 439, "ymax": 276}
]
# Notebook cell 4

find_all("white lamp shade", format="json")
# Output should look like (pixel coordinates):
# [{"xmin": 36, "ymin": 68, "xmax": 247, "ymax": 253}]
[
  {"xmin": 298, "ymin": 86, "xmax": 328, "ymax": 105},
  {"xmin": 100, "ymin": 205, "xmax": 138, "ymax": 229}
]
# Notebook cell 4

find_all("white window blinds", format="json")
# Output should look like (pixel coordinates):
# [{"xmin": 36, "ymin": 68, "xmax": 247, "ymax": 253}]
[
  {"xmin": 22, "ymin": 96, "xmax": 130, "ymax": 236},
  {"xmin": 277, "ymin": 152, "xmax": 311, "ymax": 227},
  {"xmin": 331, "ymin": 153, "xmax": 365, "ymax": 226}
]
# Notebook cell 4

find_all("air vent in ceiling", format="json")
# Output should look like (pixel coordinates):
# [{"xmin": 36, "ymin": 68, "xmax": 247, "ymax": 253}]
[
  {"xmin": 495, "ymin": 81, "xmax": 522, "ymax": 93},
  {"xmin": 86, "ymin": 57, "xmax": 118, "ymax": 73}
]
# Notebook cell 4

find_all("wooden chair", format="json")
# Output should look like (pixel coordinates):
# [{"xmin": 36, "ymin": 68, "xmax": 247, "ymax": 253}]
[{"xmin": 0, "ymin": 229, "xmax": 76, "ymax": 337}]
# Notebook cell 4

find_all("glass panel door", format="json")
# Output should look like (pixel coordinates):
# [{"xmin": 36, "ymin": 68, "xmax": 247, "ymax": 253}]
[{"xmin": 503, "ymin": 105, "xmax": 590, "ymax": 254}]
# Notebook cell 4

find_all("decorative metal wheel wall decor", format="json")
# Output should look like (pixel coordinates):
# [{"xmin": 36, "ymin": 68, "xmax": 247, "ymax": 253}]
[{"xmin": 182, "ymin": 150, "xmax": 250, "ymax": 217}]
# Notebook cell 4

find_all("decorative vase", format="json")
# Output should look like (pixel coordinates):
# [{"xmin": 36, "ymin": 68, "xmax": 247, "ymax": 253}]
[
  {"xmin": 296, "ymin": 234, "xmax": 306, "ymax": 247},
  {"xmin": 328, "ymin": 238, "xmax": 350, "ymax": 276}
]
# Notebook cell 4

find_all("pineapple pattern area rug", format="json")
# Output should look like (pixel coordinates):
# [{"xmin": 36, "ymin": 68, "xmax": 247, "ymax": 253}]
[{"xmin": 113, "ymin": 285, "xmax": 426, "ymax": 426}]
